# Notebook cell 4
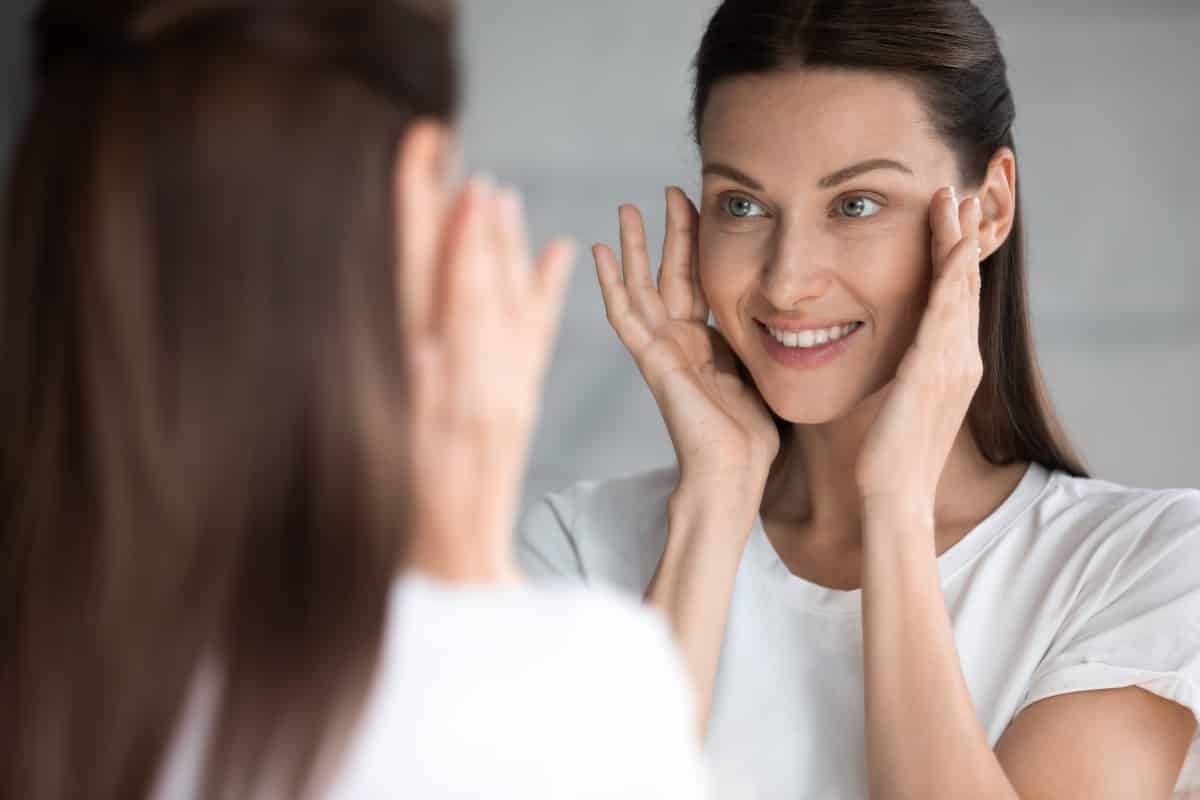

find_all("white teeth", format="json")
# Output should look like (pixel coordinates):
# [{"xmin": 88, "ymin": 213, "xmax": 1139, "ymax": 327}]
[{"xmin": 767, "ymin": 322, "xmax": 860, "ymax": 349}]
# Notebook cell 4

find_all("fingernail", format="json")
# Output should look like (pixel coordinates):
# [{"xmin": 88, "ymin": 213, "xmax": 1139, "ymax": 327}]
[
  {"xmin": 949, "ymin": 185, "xmax": 959, "ymax": 205},
  {"xmin": 972, "ymin": 196, "xmax": 982, "ymax": 214}
]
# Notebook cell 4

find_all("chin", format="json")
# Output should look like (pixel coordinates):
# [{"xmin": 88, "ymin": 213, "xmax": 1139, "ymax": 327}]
[
  {"xmin": 751, "ymin": 364, "xmax": 895, "ymax": 427},
  {"xmin": 758, "ymin": 385, "xmax": 859, "ymax": 426}
]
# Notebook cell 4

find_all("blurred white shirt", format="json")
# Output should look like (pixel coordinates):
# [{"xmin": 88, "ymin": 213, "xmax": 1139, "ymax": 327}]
[{"xmin": 155, "ymin": 573, "xmax": 711, "ymax": 799}]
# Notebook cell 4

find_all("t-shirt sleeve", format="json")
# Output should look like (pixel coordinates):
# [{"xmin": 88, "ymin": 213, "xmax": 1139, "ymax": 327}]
[
  {"xmin": 516, "ymin": 487, "xmax": 588, "ymax": 582},
  {"xmin": 1017, "ymin": 490, "xmax": 1200, "ymax": 791}
]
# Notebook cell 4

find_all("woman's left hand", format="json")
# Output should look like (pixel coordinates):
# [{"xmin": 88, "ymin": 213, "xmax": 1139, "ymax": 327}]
[
  {"xmin": 855, "ymin": 187, "xmax": 984, "ymax": 518},
  {"xmin": 406, "ymin": 177, "xmax": 576, "ymax": 583}
]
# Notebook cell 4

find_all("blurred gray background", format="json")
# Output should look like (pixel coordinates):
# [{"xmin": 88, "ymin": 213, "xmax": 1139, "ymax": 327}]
[
  {"xmin": 455, "ymin": 0, "xmax": 1200, "ymax": 505},
  {"xmin": 2, "ymin": 1, "xmax": 1197, "ymax": 507}
]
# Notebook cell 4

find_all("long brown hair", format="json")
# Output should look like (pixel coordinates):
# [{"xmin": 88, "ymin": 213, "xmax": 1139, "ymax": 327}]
[
  {"xmin": 0, "ymin": 1, "xmax": 458, "ymax": 798},
  {"xmin": 693, "ymin": 0, "xmax": 1087, "ymax": 478}
]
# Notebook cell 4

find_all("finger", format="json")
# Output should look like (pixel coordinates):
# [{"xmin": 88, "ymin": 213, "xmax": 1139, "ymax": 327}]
[
  {"xmin": 930, "ymin": 185, "xmax": 962, "ymax": 277},
  {"xmin": 916, "ymin": 232, "xmax": 980, "ymax": 355},
  {"xmin": 658, "ymin": 187, "xmax": 705, "ymax": 322},
  {"xmin": 958, "ymin": 192, "xmax": 980, "ymax": 240},
  {"xmin": 396, "ymin": 170, "xmax": 433, "ymax": 345},
  {"xmin": 409, "ymin": 338, "xmax": 443, "ymax": 419},
  {"xmin": 619, "ymin": 204, "xmax": 668, "ymax": 327},
  {"xmin": 408, "ymin": 338, "xmax": 452, "ymax": 462},
  {"xmin": 444, "ymin": 176, "xmax": 495, "ymax": 353},
  {"xmin": 950, "ymin": 195, "xmax": 979, "ymax": 302},
  {"xmin": 496, "ymin": 186, "xmax": 532, "ymax": 307},
  {"xmin": 593, "ymin": 243, "xmax": 654, "ymax": 354},
  {"xmin": 531, "ymin": 238, "xmax": 577, "ymax": 364},
  {"xmin": 426, "ymin": 178, "xmax": 478, "ymax": 337},
  {"xmin": 953, "ymin": 193, "xmax": 981, "ymax": 290},
  {"xmin": 933, "ymin": 233, "xmax": 985, "ymax": 385},
  {"xmin": 963, "ymin": 195, "xmax": 984, "ymax": 331}
]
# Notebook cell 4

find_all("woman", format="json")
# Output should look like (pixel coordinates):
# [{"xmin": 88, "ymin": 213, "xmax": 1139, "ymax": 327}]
[
  {"xmin": 0, "ymin": 1, "xmax": 710, "ymax": 798},
  {"xmin": 518, "ymin": 1, "xmax": 1200, "ymax": 797}
]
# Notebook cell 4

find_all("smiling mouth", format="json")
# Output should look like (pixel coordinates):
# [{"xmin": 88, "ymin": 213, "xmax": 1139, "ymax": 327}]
[{"xmin": 757, "ymin": 320, "xmax": 865, "ymax": 350}]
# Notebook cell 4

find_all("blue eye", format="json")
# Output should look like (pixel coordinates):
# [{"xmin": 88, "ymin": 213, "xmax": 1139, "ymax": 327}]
[
  {"xmin": 838, "ymin": 196, "xmax": 882, "ymax": 219},
  {"xmin": 723, "ymin": 195, "xmax": 767, "ymax": 219}
]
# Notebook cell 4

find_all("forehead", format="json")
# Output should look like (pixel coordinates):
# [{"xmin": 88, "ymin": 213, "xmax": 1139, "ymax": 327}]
[{"xmin": 700, "ymin": 67, "xmax": 954, "ymax": 184}]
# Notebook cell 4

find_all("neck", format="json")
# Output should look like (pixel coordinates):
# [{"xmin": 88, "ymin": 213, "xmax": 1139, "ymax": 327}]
[{"xmin": 762, "ymin": 390, "xmax": 1014, "ymax": 551}]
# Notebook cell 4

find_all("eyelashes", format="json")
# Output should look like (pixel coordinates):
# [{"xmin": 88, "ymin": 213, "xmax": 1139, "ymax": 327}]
[
  {"xmin": 836, "ymin": 195, "xmax": 883, "ymax": 219},
  {"xmin": 722, "ymin": 194, "xmax": 767, "ymax": 219},
  {"xmin": 715, "ymin": 191, "xmax": 887, "ymax": 223}
]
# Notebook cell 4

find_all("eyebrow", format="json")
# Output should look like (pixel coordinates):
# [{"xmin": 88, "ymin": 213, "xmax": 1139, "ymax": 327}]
[
  {"xmin": 817, "ymin": 158, "xmax": 914, "ymax": 188},
  {"xmin": 701, "ymin": 158, "xmax": 915, "ymax": 192},
  {"xmin": 701, "ymin": 163, "xmax": 766, "ymax": 191}
]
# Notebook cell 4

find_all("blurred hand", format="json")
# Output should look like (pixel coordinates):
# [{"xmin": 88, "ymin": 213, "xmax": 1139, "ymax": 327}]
[
  {"xmin": 406, "ymin": 176, "xmax": 575, "ymax": 583},
  {"xmin": 594, "ymin": 187, "xmax": 778, "ymax": 501}
]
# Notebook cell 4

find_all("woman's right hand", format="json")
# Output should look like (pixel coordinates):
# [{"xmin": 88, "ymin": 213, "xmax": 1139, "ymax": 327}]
[
  {"xmin": 596, "ymin": 189, "xmax": 776, "ymax": 735},
  {"xmin": 593, "ymin": 187, "xmax": 779, "ymax": 492}
]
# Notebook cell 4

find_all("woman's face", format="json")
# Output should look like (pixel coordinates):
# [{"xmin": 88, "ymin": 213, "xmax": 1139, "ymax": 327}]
[{"xmin": 698, "ymin": 67, "xmax": 965, "ymax": 424}]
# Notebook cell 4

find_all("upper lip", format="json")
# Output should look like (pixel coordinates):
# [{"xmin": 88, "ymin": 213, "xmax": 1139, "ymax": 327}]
[{"xmin": 756, "ymin": 316, "xmax": 863, "ymax": 332}]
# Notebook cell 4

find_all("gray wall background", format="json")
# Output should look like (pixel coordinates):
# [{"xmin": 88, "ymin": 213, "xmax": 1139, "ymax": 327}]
[
  {"xmin": 2, "ymin": 2, "xmax": 1197, "ymax": 508},
  {"xmin": 454, "ymin": 0, "xmax": 1200, "ymax": 506}
]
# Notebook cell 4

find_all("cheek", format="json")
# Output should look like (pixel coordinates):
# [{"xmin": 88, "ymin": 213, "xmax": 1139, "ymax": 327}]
[
  {"xmin": 697, "ymin": 226, "xmax": 761, "ymax": 323},
  {"xmin": 833, "ymin": 223, "xmax": 930, "ymax": 324},
  {"xmin": 841, "ymin": 228, "xmax": 931, "ymax": 399}
]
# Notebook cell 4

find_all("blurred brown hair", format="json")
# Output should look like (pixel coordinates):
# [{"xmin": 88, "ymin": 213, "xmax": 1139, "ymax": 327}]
[
  {"xmin": 0, "ymin": 1, "xmax": 457, "ymax": 798},
  {"xmin": 693, "ymin": 0, "xmax": 1087, "ymax": 479}
]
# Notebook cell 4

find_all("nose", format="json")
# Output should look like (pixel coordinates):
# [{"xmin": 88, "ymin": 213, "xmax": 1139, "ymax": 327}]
[{"xmin": 759, "ymin": 220, "xmax": 834, "ymax": 310}]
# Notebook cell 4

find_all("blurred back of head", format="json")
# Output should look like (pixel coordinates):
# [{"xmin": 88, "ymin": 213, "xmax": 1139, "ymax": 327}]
[{"xmin": 0, "ymin": 1, "xmax": 457, "ymax": 797}]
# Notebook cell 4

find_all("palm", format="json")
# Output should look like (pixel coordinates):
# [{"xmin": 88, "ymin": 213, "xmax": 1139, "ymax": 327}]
[{"xmin": 594, "ymin": 189, "xmax": 778, "ymax": 478}]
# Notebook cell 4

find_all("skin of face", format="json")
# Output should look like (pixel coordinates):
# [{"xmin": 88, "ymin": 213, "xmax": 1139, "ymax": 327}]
[{"xmin": 698, "ymin": 66, "xmax": 967, "ymax": 425}]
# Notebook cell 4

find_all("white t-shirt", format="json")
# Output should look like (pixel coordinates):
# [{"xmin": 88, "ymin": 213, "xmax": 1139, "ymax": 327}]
[
  {"xmin": 517, "ymin": 462, "xmax": 1200, "ymax": 800},
  {"xmin": 154, "ymin": 573, "xmax": 711, "ymax": 799}
]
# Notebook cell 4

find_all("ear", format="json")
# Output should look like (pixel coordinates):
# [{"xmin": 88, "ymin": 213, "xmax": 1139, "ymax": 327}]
[
  {"xmin": 394, "ymin": 120, "xmax": 458, "ymax": 340},
  {"xmin": 975, "ymin": 147, "xmax": 1017, "ymax": 261}
]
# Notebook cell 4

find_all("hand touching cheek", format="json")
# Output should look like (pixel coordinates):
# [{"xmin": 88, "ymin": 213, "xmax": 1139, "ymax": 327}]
[{"xmin": 856, "ymin": 186, "xmax": 985, "ymax": 519}]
